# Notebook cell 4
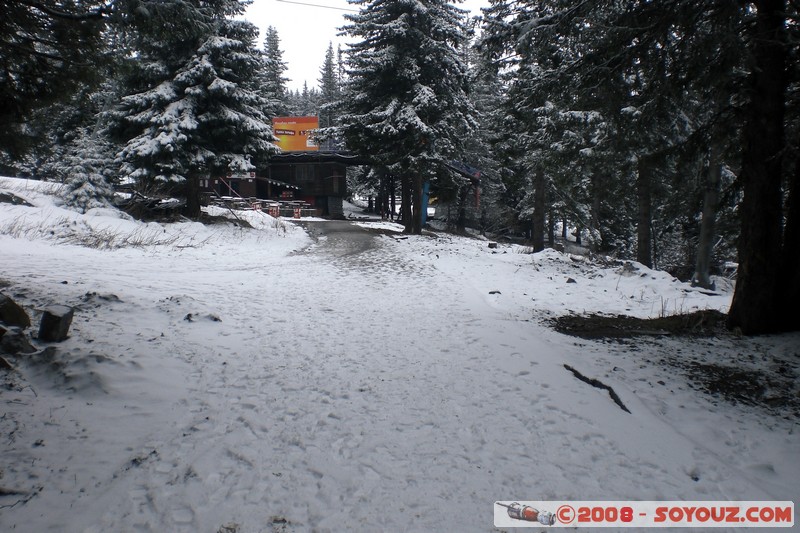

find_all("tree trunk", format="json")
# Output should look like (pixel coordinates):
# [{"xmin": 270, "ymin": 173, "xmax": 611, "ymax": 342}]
[
  {"xmin": 591, "ymin": 172, "xmax": 603, "ymax": 252},
  {"xmin": 377, "ymin": 177, "xmax": 386, "ymax": 219},
  {"xmin": 637, "ymin": 155, "xmax": 653, "ymax": 268},
  {"xmin": 389, "ymin": 175, "xmax": 396, "ymax": 221},
  {"xmin": 532, "ymin": 168, "xmax": 545, "ymax": 252},
  {"xmin": 547, "ymin": 207, "xmax": 555, "ymax": 247},
  {"xmin": 727, "ymin": 0, "xmax": 786, "ymax": 334},
  {"xmin": 411, "ymin": 173, "xmax": 423, "ymax": 234},
  {"xmin": 779, "ymin": 138, "xmax": 800, "ymax": 331},
  {"xmin": 562, "ymin": 214, "xmax": 568, "ymax": 240},
  {"xmin": 184, "ymin": 173, "xmax": 201, "ymax": 218},
  {"xmin": 692, "ymin": 145, "xmax": 722, "ymax": 290},
  {"xmin": 401, "ymin": 174, "xmax": 412, "ymax": 232},
  {"xmin": 456, "ymin": 186, "xmax": 467, "ymax": 233},
  {"xmin": 381, "ymin": 177, "xmax": 390, "ymax": 219}
]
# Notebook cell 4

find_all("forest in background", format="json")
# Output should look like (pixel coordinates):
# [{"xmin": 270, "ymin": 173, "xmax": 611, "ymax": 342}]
[{"xmin": 1, "ymin": 0, "xmax": 798, "ymax": 334}]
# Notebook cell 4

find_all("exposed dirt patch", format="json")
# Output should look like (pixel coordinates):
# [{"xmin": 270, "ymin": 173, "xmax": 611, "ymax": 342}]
[
  {"xmin": 551, "ymin": 309, "xmax": 727, "ymax": 339},
  {"xmin": 550, "ymin": 310, "xmax": 800, "ymax": 419},
  {"xmin": 667, "ymin": 353, "xmax": 800, "ymax": 415}
]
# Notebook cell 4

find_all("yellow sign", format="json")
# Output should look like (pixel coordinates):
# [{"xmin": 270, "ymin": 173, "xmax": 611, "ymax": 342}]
[{"xmin": 272, "ymin": 116, "xmax": 319, "ymax": 152}]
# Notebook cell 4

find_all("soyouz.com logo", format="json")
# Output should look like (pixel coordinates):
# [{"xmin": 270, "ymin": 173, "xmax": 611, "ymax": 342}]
[{"xmin": 494, "ymin": 501, "xmax": 795, "ymax": 528}]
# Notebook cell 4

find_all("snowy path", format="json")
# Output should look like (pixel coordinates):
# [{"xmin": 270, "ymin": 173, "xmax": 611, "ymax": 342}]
[{"xmin": 1, "ymin": 215, "xmax": 797, "ymax": 532}]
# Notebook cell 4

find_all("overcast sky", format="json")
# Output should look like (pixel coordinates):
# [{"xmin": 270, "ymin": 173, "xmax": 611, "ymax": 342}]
[{"xmin": 244, "ymin": 0, "xmax": 486, "ymax": 91}]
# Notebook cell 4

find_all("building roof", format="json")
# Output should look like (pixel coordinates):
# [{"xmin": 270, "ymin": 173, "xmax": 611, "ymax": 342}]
[{"xmin": 268, "ymin": 151, "xmax": 369, "ymax": 166}]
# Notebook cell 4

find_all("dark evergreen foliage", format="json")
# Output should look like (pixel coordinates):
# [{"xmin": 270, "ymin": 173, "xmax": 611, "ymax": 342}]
[
  {"xmin": 479, "ymin": 0, "xmax": 799, "ymax": 334},
  {"xmin": 318, "ymin": 42, "xmax": 340, "ymax": 130},
  {"xmin": 109, "ymin": 0, "xmax": 278, "ymax": 216},
  {"xmin": 262, "ymin": 25, "xmax": 291, "ymax": 115},
  {"xmin": 337, "ymin": 0, "xmax": 477, "ymax": 233},
  {"xmin": 0, "ymin": 0, "xmax": 108, "ymax": 161}
]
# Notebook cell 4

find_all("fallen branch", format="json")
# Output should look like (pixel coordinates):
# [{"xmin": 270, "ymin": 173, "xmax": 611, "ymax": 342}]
[
  {"xmin": 0, "ymin": 486, "xmax": 41, "ymax": 509},
  {"xmin": 564, "ymin": 364, "xmax": 631, "ymax": 414},
  {"xmin": 0, "ymin": 488, "xmax": 27, "ymax": 497}
]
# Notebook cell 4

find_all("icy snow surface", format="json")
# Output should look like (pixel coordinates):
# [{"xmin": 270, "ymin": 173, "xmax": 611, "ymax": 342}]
[{"xmin": 0, "ymin": 177, "xmax": 797, "ymax": 532}]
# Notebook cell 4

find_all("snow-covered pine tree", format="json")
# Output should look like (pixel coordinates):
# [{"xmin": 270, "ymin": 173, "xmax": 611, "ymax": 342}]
[
  {"xmin": 318, "ymin": 42, "xmax": 340, "ymax": 132},
  {"xmin": 112, "ymin": 0, "xmax": 278, "ymax": 217},
  {"xmin": 0, "ymin": 0, "xmax": 107, "ymax": 160},
  {"xmin": 337, "ymin": 45, "xmax": 346, "ymax": 86},
  {"xmin": 439, "ymin": 27, "xmax": 499, "ymax": 234},
  {"xmin": 338, "ymin": 0, "xmax": 476, "ymax": 234},
  {"xmin": 482, "ymin": 0, "xmax": 800, "ymax": 333},
  {"xmin": 481, "ymin": 0, "xmax": 622, "ymax": 252},
  {"xmin": 287, "ymin": 82, "xmax": 320, "ymax": 116},
  {"xmin": 262, "ymin": 25, "xmax": 291, "ymax": 115},
  {"xmin": 483, "ymin": 0, "xmax": 730, "ymax": 262},
  {"xmin": 60, "ymin": 127, "xmax": 117, "ymax": 213}
]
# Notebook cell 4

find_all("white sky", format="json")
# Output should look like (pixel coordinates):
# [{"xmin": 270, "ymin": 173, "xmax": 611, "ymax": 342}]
[{"xmin": 244, "ymin": 0, "xmax": 487, "ymax": 91}]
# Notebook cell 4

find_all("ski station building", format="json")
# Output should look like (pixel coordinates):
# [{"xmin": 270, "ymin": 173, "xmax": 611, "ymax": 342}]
[{"xmin": 201, "ymin": 116, "xmax": 365, "ymax": 218}]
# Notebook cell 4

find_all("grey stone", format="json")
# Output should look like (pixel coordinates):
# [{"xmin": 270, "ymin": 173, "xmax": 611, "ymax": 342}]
[
  {"xmin": 0, "ymin": 293, "xmax": 31, "ymax": 328},
  {"xmin": 38, "ymin": 305, "xmax": 74, "ymax": 342},
  {"xmin": 0, "ymin": 326, "xmax": 36, "ymax": 354}
]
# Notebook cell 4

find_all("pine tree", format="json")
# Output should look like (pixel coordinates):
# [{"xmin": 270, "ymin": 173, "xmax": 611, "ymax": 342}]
[
  {"xmin": 318, "ymin": 42, "xmax": 340, "ymax": 131},
  {"xmin": 481, "ymin": 0, "xmax": 799, "ymax": 333},
  {"xmin": 337, "ymin": 45, "xmax": 346, "ymax": 86},
  {"xmin": 290, "ymin": 82, "xmax": 320, "ymax": 116},
  {"xmin": 443, "ymin": 31, "xmax": 502, "ymax": 234},
  {"xmin": 338, "ymin": 0, "xmax": 476, "ymax": 233},
  {"xmin": 262, "ymin": 25, "xmax": 291, "ymax": 114},
  {"xmin": 60, "ymin": 127, "xmax": 117, "ymax": 213},
  {"xmin": 111, "ymin": 1, "xmax": 279, "ymax": 217},
  {"xmin": 0, "ymin": 0, "xmax": 108, "ymax": 160}
]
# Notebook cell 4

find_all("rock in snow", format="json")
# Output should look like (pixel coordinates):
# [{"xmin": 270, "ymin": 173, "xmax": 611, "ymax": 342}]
[
  {"xmin": 0, "ymin": 293, "xmax": 31, "ymax": 328},
  {"xmin": 0, "ymin": 325, "xmax": 36, "ymax": 354},
  {"xmin": 38, "ymin": 305, "xmax": 74, "ymax": 342}
]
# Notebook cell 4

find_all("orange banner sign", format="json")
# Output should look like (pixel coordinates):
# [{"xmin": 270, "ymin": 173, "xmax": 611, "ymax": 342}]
[{"xmin": 272, "ymin": 116, "xmax": 319, "ymax": 152}]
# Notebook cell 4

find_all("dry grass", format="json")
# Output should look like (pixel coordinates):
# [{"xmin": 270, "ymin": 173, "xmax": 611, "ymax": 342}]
[{"xmin": 0, "ymin": 215, "xmax": 212, "ymax": 250}]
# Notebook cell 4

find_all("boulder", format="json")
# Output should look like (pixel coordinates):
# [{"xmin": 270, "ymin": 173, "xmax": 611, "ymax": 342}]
[
  {"xmin": 0, "ymin": 293, "xmax": 31, "ymax": 328},
  {"xmin": 38, "ymin": 305, "xmax": 74, "ymax": 342},
  {"xmin": 0, "ymin": 325, "xmax": 36, "ymax": 354}
]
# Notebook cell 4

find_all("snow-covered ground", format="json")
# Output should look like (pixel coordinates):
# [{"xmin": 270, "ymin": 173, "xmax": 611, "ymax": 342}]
[{"xmin": 0, "ymin": 176, "xmax": 797, "ymax": 532}]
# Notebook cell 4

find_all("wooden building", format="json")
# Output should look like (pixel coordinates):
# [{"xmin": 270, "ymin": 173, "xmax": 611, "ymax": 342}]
[
  {"xmin": 266, "ymin": 152, "xmax": 365, "ymax": 217},
  {"xmin": 202, "ymin": 152, "xmax": 366, "ymax": 218}
]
